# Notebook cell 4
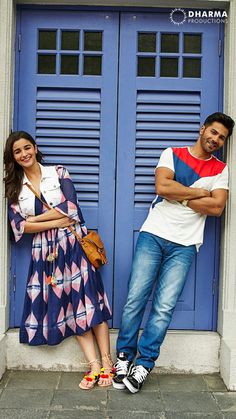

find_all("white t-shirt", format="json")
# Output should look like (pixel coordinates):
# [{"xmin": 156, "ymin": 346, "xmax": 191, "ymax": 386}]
[{"xmin": 140, "ymin": 147, "xmax": 229, "ymax": 249}]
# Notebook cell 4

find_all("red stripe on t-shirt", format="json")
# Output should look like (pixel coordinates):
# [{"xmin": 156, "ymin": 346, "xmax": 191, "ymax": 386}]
[{"xmin": 172, "ymin": 147, "xmax": 226, "ymax": 177}]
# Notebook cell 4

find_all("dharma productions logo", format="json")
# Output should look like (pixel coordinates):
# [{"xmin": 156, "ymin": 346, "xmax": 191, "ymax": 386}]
[
  {"xmin": 170, "ymin": 9, "xmax": 187, "ymax": 25},
  {"xmin": 170, "ymin": 8, "xmax": 228, "ymax": 25}
]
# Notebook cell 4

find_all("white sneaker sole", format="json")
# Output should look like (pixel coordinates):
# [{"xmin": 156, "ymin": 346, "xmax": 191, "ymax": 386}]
[
  {"xmin": 123, "ymin": 377, "xmax": 139, "ymax": 394},
  {"xmin": 112, "ymin": 380, "xmax": 126, "ymax": 390}
]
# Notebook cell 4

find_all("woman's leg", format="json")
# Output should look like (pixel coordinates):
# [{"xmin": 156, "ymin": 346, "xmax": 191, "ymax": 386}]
[
  {"xmin": 93, "ymin": 321, "xmax": 110, "ymax": 358},
  {"xmin": 93, "ymin": 321, "xmax": 114, "ymax": 386},
  {"xmin": 76, "ymin": 330, "xmax": 100, "ymax": 389}
]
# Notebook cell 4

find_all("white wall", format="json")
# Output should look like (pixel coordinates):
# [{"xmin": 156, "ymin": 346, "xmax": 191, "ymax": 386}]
[
  {"xmin": 0, "ymin": 0, "xmax": 14, "ymax": 335},
  {"xmin": 0, "ymin": 0, "xmax": 15, "ymax": 380},
  {"xmin": 218, "ymin": 0, "xmax": 236, "ymax": 390}
]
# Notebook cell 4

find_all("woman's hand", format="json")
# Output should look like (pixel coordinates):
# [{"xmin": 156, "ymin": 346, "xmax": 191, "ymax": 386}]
[
  {"xmin": 55, "ymin": 217, "xmax": 76, "ymax": 229},
  {"xmin": 26, "ymin": 216, "xmax": 36, "ymax": 222}
]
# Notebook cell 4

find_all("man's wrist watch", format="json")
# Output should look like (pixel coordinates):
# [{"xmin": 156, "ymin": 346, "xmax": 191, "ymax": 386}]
[{"xmin": 182, "ymin": 199, "xmax": 189, "ymax": 207}]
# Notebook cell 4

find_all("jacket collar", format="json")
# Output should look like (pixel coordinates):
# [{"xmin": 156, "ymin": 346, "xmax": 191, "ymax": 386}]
[{"xmin": 22, "ymin": 163, "xmax": 55, "ymax": 185}]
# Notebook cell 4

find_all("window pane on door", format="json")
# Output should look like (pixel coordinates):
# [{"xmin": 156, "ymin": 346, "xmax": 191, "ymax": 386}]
[
  {"xmin": 61, "ymin": 31, "xmax": 80, "ymax": 50},
  {"xmin": 38, "ymin": 30, "xmax": 57, "ymax": 50},
  {"xmin": 83, "ymin": 55, "xmax": 102, "ymax": 75},
  {"xmin": 184, "ymin": 34, "xmax": 202, "ymax": 54},
  {"xmin": 38, "ymin": 54, "xmax": 56, "ymax": 74},
  {"xmin": 183, "ymin": 58, "xmax": 201, "ymax": 78},
  {"xmin": 84, "ymin": 31, "xmax": 103, "ymax": 51},
  {"xmin": 161, "ymin": 33, "xmax": 179, "ymax": 53},
  {"xmin": 138, "ymin": 32, "xmax": 156, "ymax": 52},
  {"xmin": 137, "ymin": 57, "xmax": 156, "ymax": 77},
  {"xmin": 160, "ymin": 57, "xmax": 178, "ymax": 77},
  {"xmin": 60, "ymin": 55, "xmax": 79, "ymax": 74}
]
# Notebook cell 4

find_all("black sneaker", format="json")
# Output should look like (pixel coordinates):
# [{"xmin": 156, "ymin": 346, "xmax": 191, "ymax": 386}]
[
  {"xmin": 123, "ymin": 364, "xmax": 150, "ymax": 393},
  {"xmin": 112, "ymin": 352, "xmax": 133, "ymax": 390}
]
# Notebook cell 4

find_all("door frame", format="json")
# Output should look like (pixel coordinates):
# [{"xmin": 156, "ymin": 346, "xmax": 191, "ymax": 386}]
[{"xmin": 11, "ymin": 5, "xmax": 225, "ymax": 331}]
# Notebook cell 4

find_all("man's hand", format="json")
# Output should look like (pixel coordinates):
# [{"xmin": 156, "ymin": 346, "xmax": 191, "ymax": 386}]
[
  {"xmin": 187, "ymin": 189, "xmax": 228, "ymax": 217},
  {"xmin": 195, "ymin": 189, "xmax": 211, "ymax": 199},
  {"xmin": 155, "ymin": 167, "xmax": 211, "ymax": 201}
]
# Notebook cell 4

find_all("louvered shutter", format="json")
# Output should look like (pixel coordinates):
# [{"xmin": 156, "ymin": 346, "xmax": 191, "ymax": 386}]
[
  {"xmin": 135, "ymin": 90, "xmax": 201, "ymax": 208},
  {"xmin": 36, "ymin": 88, "xmax": 101, "ymax": 212}
]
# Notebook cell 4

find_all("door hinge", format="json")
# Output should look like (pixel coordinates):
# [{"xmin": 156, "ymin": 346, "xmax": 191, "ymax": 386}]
[
  {"xmin": 13, "ymin": 273, "xmax": 16, "ymax": 293},
  {"xmin": 18, "ymin": 33, "xmax": 22, "ymax": 52},
  {"xmin": 218, "ymin": 39, "xmax": 222, "ymax": 57},
  {"xmin": 212, "ymin": 278, "xmax": 216, "ymax": 296}
]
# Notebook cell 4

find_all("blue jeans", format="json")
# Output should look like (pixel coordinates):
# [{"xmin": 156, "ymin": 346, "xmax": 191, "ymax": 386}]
[{"xmin": 116, "ymin": 231, "xmax": 196, "ymax": 370}]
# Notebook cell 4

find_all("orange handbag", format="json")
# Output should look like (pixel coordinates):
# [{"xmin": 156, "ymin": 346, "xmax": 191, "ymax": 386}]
[{"xmin": 76, "ymin": 230, "xmax": 107, "ymax": 269}]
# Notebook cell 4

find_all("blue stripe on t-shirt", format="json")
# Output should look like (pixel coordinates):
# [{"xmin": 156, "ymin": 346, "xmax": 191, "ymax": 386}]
[
  {"xmin": 173, "ymin": 153, "xmax": 200, "ymax": 187},
  {"xmin": 152, "ymin": 195, "xmax": 163, "ymax": 208}
]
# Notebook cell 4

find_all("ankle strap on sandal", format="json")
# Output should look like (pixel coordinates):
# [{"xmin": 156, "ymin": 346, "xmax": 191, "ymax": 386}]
[
  {"xmin": 80, "ymin": 358, "xmax": 101, "ymax": 367},
  {"xmin": 101, "ymin": 353, "xmax": 113, "ymax": 365}
]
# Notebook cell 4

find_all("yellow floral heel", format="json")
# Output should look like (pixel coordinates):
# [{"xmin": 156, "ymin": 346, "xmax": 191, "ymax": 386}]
[
  {"xmin": 79, "ymin": 371, "xmax": 99, "ymax": 390},
  {"xmin": 79, "ymin": 359, "xmax": 100, "ymax": 390},
  {"xmin": 98, "ymin": 353, "xmax": 116, "ymax": 387}
]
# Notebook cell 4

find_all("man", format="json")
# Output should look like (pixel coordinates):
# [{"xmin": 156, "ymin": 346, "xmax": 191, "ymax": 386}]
[{"xmin": 113, "ymin": 112, "xmax": 235, "ymax": 394}]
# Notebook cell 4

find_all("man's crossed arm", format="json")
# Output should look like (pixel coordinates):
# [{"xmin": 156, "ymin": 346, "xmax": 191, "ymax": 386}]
[{"xmin": 155, "ymin": 167, "xmax": 228, "ymax": 217}]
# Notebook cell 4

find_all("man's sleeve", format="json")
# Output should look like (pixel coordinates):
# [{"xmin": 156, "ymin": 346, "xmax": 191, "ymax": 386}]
[
  {"xmin": 155, "ymin": 147, "xmax": 174, "ymax": 172},
  {"xmin": 211, "ymin": 165, "xmax": 229, "ymax": 191}
]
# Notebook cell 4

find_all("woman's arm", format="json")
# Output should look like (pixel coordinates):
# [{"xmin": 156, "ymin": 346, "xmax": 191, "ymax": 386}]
[
  {"xmin": 53, "ymin": 166, "xmax": 85, "ymax": 224},
  {"xmin": 27, "ymin": 208, "xmax": 65, "ymax": 223},
  {"xmin": 24, "ymin": 216, "xmax": 76, "ymax": 233}
]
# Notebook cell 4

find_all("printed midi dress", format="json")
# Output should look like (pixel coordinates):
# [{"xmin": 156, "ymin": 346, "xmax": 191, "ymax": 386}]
[{"xmin": 8, "ymin": 165, "xmax": 112, "ymax": 346}]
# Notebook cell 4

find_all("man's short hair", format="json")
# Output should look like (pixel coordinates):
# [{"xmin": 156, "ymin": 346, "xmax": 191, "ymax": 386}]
[{"xmin": 203, "ymin": 112, "xmax": 235, "ymax": 137}]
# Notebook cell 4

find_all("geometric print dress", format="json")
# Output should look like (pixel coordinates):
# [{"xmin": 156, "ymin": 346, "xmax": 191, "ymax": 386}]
[{"xmin": 8, "ymin": 166, "xmax": 112, "ymax": 346}]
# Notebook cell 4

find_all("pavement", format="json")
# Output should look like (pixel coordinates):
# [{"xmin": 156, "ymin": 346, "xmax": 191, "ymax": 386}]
[{"xmin": 0, "ymin": 370, "xmax": 236, "ymax": 418}]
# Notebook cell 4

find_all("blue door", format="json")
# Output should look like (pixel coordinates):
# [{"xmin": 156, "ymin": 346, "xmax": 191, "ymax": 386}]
[
  {"xmin": 11, "ymin": 9, "xmax": 119, "ymax": 326},
  {"xmin": 113, "ymin": 12, "xmax": 223, "ymax": 329},
  {"xmin": 11, "ymin": 8, "xmax": 223, "ymax": 331}
]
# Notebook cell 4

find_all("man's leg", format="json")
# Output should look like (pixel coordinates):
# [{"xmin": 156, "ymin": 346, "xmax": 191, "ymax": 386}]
[
  {"xmin": 113, "ymin": 232, "xmax": 162, "ymax": 388},
  {"xmin": 123, "ymin": 240, "xmax": 196, "ymax": 393},
  {"xmin": 116, "ymin": 231, "xmax": 163, "ymax": 358},
  {"xmin": 136, "ymin": 241, "xmax": 196, "ymax": 369}
]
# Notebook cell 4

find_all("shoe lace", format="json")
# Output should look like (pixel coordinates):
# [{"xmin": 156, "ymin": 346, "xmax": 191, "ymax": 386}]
[
  {"xmin": 115, "ymin": 358, "xmax": 129, "ymax": 374},
  {"xmin": 132, "ymin": 365, "xmax": 148, "ymax": 383}
]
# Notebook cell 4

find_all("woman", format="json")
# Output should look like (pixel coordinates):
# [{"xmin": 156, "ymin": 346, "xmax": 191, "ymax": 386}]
[{"xmin": 4, "ymin": 131, "xmax": 114, "ymax": 390}]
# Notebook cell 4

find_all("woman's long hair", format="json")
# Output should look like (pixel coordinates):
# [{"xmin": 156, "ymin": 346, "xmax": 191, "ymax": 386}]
[{"xmin": 4, "ymin": 131, "xmax": 43, "ymax": 203}]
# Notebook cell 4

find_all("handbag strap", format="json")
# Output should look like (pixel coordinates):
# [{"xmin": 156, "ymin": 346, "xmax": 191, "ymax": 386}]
[
  {"xmin": 25, "ymin": 183, "xmax": 83, "ymax": 244},
  {"xmin": 26, "ymin": 183, "xmax": 51, "ymax": 210}
]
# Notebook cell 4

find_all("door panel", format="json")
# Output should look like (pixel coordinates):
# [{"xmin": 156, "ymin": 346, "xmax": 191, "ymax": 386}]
[
  {"xmin": 11, "ymin": 9, "xmax": 119, "ymax": 326},
  {"xmin": 113, "ymin": 12, "xmax": 221, "ymax": 329}
]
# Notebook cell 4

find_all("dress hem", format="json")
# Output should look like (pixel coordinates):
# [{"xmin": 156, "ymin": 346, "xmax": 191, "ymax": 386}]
[{"xmin": 19, "ymin": 313, "xmax": 112, "ymax": 346}]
